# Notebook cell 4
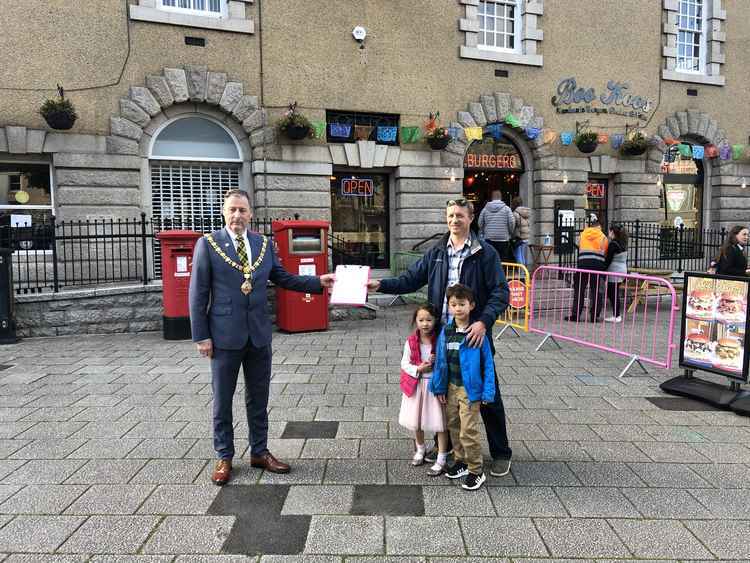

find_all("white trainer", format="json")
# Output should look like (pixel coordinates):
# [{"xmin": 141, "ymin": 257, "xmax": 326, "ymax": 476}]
[{"xmin": 604, "ymin": 316, "xmax": 622, "ymax": 323}]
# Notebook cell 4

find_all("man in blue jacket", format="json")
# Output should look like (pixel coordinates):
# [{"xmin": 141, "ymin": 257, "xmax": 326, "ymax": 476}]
[
  {"xmin": 189, "ymin": 189, "xmax": 334, "ymax": 486},
  {"xmin": 368, "ymin": 198, "xmax": 513, "ymax": 477}
]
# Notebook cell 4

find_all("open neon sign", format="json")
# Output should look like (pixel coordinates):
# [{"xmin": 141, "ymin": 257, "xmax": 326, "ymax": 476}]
[{"xmin": 341, "ymin": 177, "xmax": 374, "ymax": 197}]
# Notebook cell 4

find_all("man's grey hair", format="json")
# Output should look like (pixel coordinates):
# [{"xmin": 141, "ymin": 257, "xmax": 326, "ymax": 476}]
[{"xmin": 224, "ymin": 189, "xmax": 251, "ymax": 205}]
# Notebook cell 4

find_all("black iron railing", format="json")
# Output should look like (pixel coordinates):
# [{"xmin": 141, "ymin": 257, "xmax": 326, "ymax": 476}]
[{"xmin": 556, "ymin": 217, "xmax": 745, "ymax": 273}]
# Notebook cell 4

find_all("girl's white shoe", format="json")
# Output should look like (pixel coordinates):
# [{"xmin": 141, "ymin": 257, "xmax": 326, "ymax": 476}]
[
  {"xmin": 427, "ymin": 462, "xmax": 445, "ymax": 476},
  {"xmin": 412, "ymin": 450, "xmax": 425, "ymax": 466},
  {"xmin": 604, "ymin": 316, "xmax": 622, "ymax": 323}
]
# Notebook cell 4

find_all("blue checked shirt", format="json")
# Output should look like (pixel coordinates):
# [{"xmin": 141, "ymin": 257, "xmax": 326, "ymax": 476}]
[{"xmin": 442, "ymin": 236, "xmax": 472, "ymax": 323}]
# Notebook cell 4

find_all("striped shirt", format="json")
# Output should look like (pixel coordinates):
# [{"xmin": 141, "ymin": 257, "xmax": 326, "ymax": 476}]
[
  {"xmin": 444, "ymin": 322, "xmax": 468, "ymax": 386},
  {"xmin": 442, "ymin": 236, "xmax": 472, "ymax": 323}
]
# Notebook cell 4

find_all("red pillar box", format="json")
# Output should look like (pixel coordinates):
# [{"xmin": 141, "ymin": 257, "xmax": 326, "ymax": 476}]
[
  {"xmin": 157, "ymin": 230, "xmax": 202, "ymax": 340},
  {"xmin": 272, "ymin": 220, "xmax": 329, "ymax": 332}
]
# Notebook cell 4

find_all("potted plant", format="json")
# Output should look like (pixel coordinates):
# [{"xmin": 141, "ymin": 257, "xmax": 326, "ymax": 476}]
[
  {"xmin": 424, "ymin": 112, "xmax": 451, "ymax": 150},
  {"xmin": 574, "ymin": 129, "xmax": 598, "ymax": 153},
  {"xmin": 621, "ymin": 130, "xmax": 648, "ymax": 156},
  {"xmin": 277, "ymin": 101, "xmax": 311, "ymax": 140},
  {"xmin": 39, "ymin": 85, "xmax": 77, "ymax": 130}
]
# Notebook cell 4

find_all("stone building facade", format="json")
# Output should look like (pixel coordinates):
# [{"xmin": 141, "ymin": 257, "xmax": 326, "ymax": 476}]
[{"xmin": 2, "ymin": 0, "xmax": 750, "ymax": 275}]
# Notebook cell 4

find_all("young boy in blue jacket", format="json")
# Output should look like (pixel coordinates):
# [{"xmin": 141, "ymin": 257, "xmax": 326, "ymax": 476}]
[{"xmin": 430, "ymin": 283, "xmax": 496, "ymax": 490}]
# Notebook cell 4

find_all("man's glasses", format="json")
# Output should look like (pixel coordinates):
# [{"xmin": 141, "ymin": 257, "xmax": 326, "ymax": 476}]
[{"xmin": 446, "ymin": 198, "xmax": 469, "ymax": 207}]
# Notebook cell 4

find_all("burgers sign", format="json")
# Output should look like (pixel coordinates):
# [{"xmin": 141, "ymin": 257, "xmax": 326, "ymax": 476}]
[{"xmin": 680, "ymin": 272, "xmax": 750, "ymax": 381}]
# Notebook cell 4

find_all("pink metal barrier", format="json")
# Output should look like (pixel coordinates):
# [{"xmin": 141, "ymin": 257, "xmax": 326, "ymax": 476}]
[{"xmin": 529, "ymin": 265, "xmax": 679, "ymax": 377}]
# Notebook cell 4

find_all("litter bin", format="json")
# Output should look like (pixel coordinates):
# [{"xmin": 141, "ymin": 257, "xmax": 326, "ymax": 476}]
[
  {"xmin": 157, "ymin": 230, "xmax": 202, "ymax": 340},
  {"xmin": 0, "ymin": 249, "xmax": 17, "ymax": 344},
  {"xmin": 272, "ymin": 220, "xmax": 329, "ymax": 332}
]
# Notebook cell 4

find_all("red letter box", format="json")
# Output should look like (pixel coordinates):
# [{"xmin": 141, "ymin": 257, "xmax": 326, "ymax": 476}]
[
  {"xmin": 157, "ymin": 230, "xmax": 202, "ymax": 340},
  {"xmin": 272, "ymin": 220, "xmax": 329, "ymax": 332}
]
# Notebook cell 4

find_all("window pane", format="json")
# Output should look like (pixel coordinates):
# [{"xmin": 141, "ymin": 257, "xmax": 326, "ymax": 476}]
[
  {"xmin": 162, "ymin": 0, "xmax": 176, "ymax": 6},
  {"xmin": 193, "ymin": 0, "xmax": 205, "ymax": 10},
  {"xmin": 152, "ymin": 117, "xmax": 240, "ymax": 160},
  {"xmin": 508, "ymin": 34, "xmax": 514, "ymax": 49},
  {"xmin": 208, "ymin": 0, "xmax": 220, "ymax": 12},
  {"xmin": 178, "ymin": 0, "xmax": 190, "ymax": 8},
  {"xmin": 487, "ymin": 2, "xmax": 495, "ymax": 16},
  {"xmin": 486, "ymin": 16, "xmax": 495, "ymax": 32},
  {"xmin": 0, "ymin": 163, "xmax": 52, "ymax": 207}
]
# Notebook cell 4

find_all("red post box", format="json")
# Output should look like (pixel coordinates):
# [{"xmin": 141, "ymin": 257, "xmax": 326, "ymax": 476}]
[
  {"xmin": 272, "ymin": 220, "xmax": 329, "ymax": 332},
  {"xmin": 157, "ymin": 230, "xmax": 202, "ymax": 340}
]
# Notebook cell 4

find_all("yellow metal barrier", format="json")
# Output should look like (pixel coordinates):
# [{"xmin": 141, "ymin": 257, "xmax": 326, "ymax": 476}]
[{"xmin": 496, "ymin": 262, "xmax": 530, "ymax": 337}]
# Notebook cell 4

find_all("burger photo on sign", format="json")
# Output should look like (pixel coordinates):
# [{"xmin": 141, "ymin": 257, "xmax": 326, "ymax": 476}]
[
  {"xmin": 716, "ymin": 292, "xmax": 747, "ymax": 323},
  {"xmin": 713, "ymin": 337, "xmax": 743, "ymax": 372},
  {"xmin": 684, "ymin": 332, "xmax": 712, "ymax": 362},
  {"xmin": 686, "ymin": 289, "xmax": 717, "ymax": 320}
]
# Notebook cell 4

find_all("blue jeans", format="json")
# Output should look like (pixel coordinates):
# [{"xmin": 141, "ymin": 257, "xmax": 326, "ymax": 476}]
[
  {"xmin": 211, "ymin": 341, "xmax": 271, "ymax": 459},
  {"xmin": 513, "ymin": 241, "xmax": 528, "ymax": 265}
]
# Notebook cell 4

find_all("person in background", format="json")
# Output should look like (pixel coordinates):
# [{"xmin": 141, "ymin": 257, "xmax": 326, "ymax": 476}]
[
  {"xmin": 565, "ymin": 213, "xmax": 609, "ymax": 322},
  {"xmin": 602, "ymin": 224, "xmax": 628, "ymax": 323},
  {"xmin": 478, "ymin": 189, "xmax": 515, "ymax": 263},
  {"xmin": 713, "ymin": 225, "xmax": 749, "ymax": 277},
  {"xmin": 510, "ymin": 196, "xmax": 531, "ymax": 266}
]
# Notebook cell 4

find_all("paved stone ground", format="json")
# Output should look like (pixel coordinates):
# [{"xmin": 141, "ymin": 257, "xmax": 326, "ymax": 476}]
[{"xmin": 0, "ymin": 305, "xmax": 748, "ymax": 562}]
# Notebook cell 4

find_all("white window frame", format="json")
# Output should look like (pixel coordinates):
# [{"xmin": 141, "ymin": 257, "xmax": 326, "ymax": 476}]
[
  {"xmin": 459, "ymin": 0, "xmax": 543, "ymax": 67},
  {"xmin": 158, "ymin": 0, "xmax": 226, "ymax": 19},
  {"xmin": 662, "ymin": 0, "xmax": 725, "ymax": 86},
  {"xmin": 0, "ymin": 160, "xmax": 55, "ymax": 255},
  {"xmin": 148, "ymin": 115, "xmax": 243, "ymax": 164},
  {"xmin": 675, "ymin": 0, "xmax": 706, "ymax": 74},
  {"xmin": 477, "ymin": 0, "xmax": 522, "ymax": 54},
  {"xmin": 129, "ymin": 0, "xmax": 254, "ymax": 34}
]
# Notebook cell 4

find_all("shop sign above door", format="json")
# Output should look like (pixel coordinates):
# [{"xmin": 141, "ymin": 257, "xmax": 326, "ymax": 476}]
[
  {"xmin": 552, "ymin": 77, "xmax": 654, "ymax": 121},
  {"xmin": 464, "ymin": 139, "xmax": 523, "ymax": 170},
  {"xmin": 340, "ymin": 177, "xmax": 374, "ymax": 197}
]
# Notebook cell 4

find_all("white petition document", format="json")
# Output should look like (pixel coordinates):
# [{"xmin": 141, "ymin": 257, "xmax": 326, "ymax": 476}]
[{"xmin": 329, "ymin": 265, "xmax": 370, "ymax": 306}]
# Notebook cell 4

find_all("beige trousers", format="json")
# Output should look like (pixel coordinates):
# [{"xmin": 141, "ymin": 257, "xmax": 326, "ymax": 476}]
[{"xmin": 446, "ymin": 383, "xmax": 483, "ymax": 474}]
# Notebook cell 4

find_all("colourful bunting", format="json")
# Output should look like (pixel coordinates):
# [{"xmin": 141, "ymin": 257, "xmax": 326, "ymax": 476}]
[
  {"xmin": 560, "ymin": 132, "xmax": 574, "ymax": 145},
  {"xmin": 732, "ymin": 144, "xmax": 745, "ymax": 160},
  {"xmin": 542, "ymin": 129, "xmax": 558, "ymax": 145},
  {"xmin": 329, "ymin": 123, "xmax": 351, "ymax": 138},
  {"xmin": 525, "ymin": 126, "xmax": 541, "ymax": 140},
  {"xmin": 663, "ymin": 137, "xmax": 679, "ymax": 145},
  {"xmin": 705, "ymin": 144, "xmax": 718, "ymax": 158},
  {"xmin": 611, "ymin": 134, "xmax": 624, "ymax": 149},
  {"xmin": 376, "ymin": 126, "xmax": 397, "ymax": 143},
  {"xmin": 597, "ymin": 133, "xmax": 609, "ymax": 144},
  {"xmin": 310, "ymin": 121, "xmax": 326, "ymax": 139},
  {"xmin": 692, "ymin": 145, "xmax": 704, "ymax": 159},
  {"xmin": 354, "ymin": 125, "xmax": 374, "ymax": 141},
  {"xmin": 720, "ymin": 143, "xmax": 732, "ymax": 160},
  {"xmin": 447, "ymin": 126, "xmax": 461, "ymax": 139},
  {"xmin": 677, "ymin": 143, "xmax": 692, "ymax": 157},
  {"xmin": 464, "ymin": 127, "xmax": 483, "ymax": 141},
  {"xmin": 400, "ymin": 126, "xmax": 422, "ymax": 143},
  {"xmin": 504, "ymin": 114, "xmax": 520, "ymax": 128},
  {"xmin": 485, "ymin": 123, "xmax": 503, "ymax": 140}
]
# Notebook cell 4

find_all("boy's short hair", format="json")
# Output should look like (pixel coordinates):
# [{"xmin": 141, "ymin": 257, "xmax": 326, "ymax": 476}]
[{"xmin": 446, "ymin": 283, "xmax": 475, "ymax": 304}]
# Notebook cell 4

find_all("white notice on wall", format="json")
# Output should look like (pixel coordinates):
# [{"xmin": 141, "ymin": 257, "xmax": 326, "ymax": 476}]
[
  {"xmin": 10, "ymin": 215, "xmax": 32, "ymax": 228},
  {"xmin": 299, "ymin": 264, "xmax": 316, "ymax": 276},
  {"xmin": 176, "ymin": 256, "xmax": 188, "ymax": 272}
]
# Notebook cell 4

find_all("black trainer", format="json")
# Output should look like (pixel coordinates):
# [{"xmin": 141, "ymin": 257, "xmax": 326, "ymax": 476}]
[
  {"xmin": 423, "ymin": 446, "xmax": 438, "ymax": 463},
  {"xmin": 462, "ymin": 471, "xmax": 486, "ymax": 490},
  {"xmin": 445, "ymin": 461, "xmax": 468, "ymax": 480}
]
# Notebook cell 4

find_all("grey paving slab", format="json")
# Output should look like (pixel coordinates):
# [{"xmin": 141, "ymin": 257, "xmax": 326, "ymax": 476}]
[
  {"xmin": 69, "ymin": 420, "xmax": 139, "ymax": 439},
  {"xmin": 300, "ymin": 439, "xmax": 359, "ymax": 459},
  {"xmin": 8, "ymin": 439, "xmax": 80, "ymax": 459},
  {"xmin": 143, "ymin": 515, "xmax": 235, "ymax": 554},
  {"xmin": 0, "ymin": 484, "xmax": 87, "ymax": 514},
  {"xmin": 0, "ymin": 484, "xmax": 23, "ymax": 506},
  {"xmin": 126, "ymin": 439, "xmax": 197, "ymax": 459},
  {"xmin": 691, "ymin": 443, "xmax": 750, "ymax": 463},
  {"xmin": 0, "ymin": 515, "xmax": 85, "ymax": 552},
  {"xmin": 64, "ymin": 484, "xmax": 155, "ymax": 515},
  {"xmin": 385, "ymin": 516, "xmax": 464, "ymax": 556},
  {"xmin": 683, "ymin": 519, "xmax": 750, "ymax": 559},
  {"xmin": 304, "ymin": 515, "xmax": 384, "ymax": 555},
  {"xmin": 130, "ymin": 459, "xmax": 208, "ymax": 484},
  {"xmin": 90, "ymin": 556, "xmax": 174, "ymax": 562},
  {"xmin": 580, "ymin": 442, "xmax": 652, "ymax": 462},
  {"xmin": 64, "ymin": 459, "xmax": 147, "ymax": 485},
  {"xmin": 422, "ymin": 485, "xmax": 495, "ymax": 516},
  {"xmin": 689, "ymin": 488, "xmax": 750, "ymax": 518},
  {"xmin": 511, "ymin": 462, "xmax": 580, "ymax": 486},
  {"xmin": 138, "ymin": 484, "xmax": 220, "ymax": 514},
  {"xmin": 461, "ymin": 516, "xmax": 548, "ymax": 557},
  {"xmin": 65, "ymin": 438, "xmax": 142, "ymax": 459},
  {"xmin": 620, "ymin": 487, "xmax": 713, "ymax": 519},
  {"xmin": 0, "ymin": 459, "xmax": 84, "ymax": 485},
  {"xmin": 525, "ymin": 441, "xmax": 592, "ymax": 462},
  {"xmin": 4, "ymin": 555, "xmax": 89, "ymax": 562},
  {"xmin": 554, "ymin": 487, "xmax": 640, "ymax": 518},
  {"xmin": 385, "ymin": 461, "xmax": 452, "ymax": 486},
  {"xmin": 607, "ymin": 518, "xmax": 713, "ymax": 559},
  {"xmin": 689, "ymin": 462, "xmax": 750, "ymax": 488},
  {"xmin": 258, "ymin": 459, "xmax": 326, "ymax": 485},
  {"xmin": 281, "ymin": 485, "xmax": 353, "ymax": 515},
  {"xmin": 488, "ymin": 486, "xmax": 568, "ymax": 517},
  {"xmin": 634, "ymin": 441, "xmax": 712, "ymax": 463},
  {"xmin": 566, "ymin": 461, "xmax": 645, "ymax": 487},
  {"xmin": 534, "ymin": 518, "xmax": 631, "ymax": 558},
  {"xmin": 57, "ymin": 515, "xmax": 161, "ymax": 553},
  {"xmin": 625, "ymin": 461, "xmax": 711, "ymax": 488},
  {"xmin": 0, "ymin": 460, "xmax": 27, "ymax": 482},
  {"xmin": 324, "ymin": 459, "xmax": 387, "ymax": 485}
]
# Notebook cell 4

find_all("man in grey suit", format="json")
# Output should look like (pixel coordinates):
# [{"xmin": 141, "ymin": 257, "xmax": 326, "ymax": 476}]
[{"xmin": 189, "ymin": 189, "xmax": 335, "ymax": 485}]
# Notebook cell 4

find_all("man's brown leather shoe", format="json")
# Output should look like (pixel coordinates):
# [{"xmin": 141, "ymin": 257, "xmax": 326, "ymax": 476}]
[
  {"xmin": 250, "ymin": 451, "xmax": 290, "ymax": 474},
  {"xmin": 211, "ymin": 459, "xmax": 232, "ymax": 486}
]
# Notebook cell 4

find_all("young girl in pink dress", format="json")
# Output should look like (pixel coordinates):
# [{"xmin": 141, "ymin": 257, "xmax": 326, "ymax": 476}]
[{"xmin": 398, "ymin": 304, "xmax": 450, "ymax": 475}]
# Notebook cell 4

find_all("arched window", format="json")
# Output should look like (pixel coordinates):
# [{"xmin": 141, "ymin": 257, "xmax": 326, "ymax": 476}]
[{"xmin": 149, "ymin": 116, "xmax": 244, "ymax": 274}]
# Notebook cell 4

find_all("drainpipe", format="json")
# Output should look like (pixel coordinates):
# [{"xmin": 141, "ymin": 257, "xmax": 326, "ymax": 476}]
[{"xmin": 257, "ymin": 0, "xmax": 268, "ymax": 221}]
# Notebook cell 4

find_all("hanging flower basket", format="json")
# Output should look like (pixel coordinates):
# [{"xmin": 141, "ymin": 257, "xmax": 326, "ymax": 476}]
[
  {"xmin": 427, "ymin": 136, "xmax": 451, "ymax": 150},
  {"xmin": 620, "ymin": 130, "xmax": 648, "ymax": 156},
  {"xmin": 574, "ymin": 131, "xmax": 598, "ymax": 154},
  {"xmin": 39, "ymin": 85, "xmax": 77, "ymax": 131},
  {"xmin": 284, "ymin": 124, "xmax": 310, "ymax": 140},
  {"xmin": 277, "ymin": 101, "xmax": 312, "ymax": 141},
  {"xmin": 621, "ymin": 144, "xmax": 647, "ymax": 156},
  {"xmin": 576, "ymin": 140, "xmax": 598, "ymax": 153}
]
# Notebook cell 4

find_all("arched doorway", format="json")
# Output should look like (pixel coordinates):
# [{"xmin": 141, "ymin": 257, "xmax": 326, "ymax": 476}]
[{"xmin": 462, "ymin": 132, "xmax": 525, "ymax": 231}]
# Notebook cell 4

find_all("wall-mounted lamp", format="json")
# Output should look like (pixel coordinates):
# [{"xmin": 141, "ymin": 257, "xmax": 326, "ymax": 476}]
[
  {"xmin": 742, "ymin": 177, "xmax": 747, "ymax": 189},
  {"xmin": 656, "ymin": 176, "xmax": 662, "ymax": 187},
  {"xmin": 562, "ymin": 172, "xmax": 568, "ymax": 185},
  {"xmin": 449, "ymin": 168, "xmax": 456, "ymax": 182}
]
